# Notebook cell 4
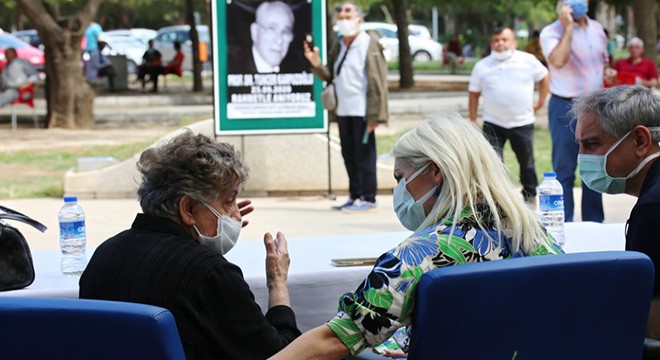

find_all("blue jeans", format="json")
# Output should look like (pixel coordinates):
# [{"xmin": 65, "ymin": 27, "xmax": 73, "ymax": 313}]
[{"xmin": 548, "ymin": 95, "xmax": 603, "ymax": 222}]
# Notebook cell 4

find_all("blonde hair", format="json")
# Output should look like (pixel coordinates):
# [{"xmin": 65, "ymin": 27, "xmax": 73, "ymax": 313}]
[{"xmin": 390, "ymin": 111, "xmax": 546, "ymax": 254}]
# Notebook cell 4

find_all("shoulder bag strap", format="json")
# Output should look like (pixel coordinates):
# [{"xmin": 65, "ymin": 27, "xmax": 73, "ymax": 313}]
[
  {"xmin": 335, "ymin": 38, "xmax": 352, "ymax": 77},
  {"xmin": 0, "ymin": 205, "xmax": 47, "ymax": 233}
]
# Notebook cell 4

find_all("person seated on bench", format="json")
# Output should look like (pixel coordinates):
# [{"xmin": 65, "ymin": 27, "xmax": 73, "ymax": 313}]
[
  {"xmin": 0, "ymin": 48, "xmax": 38, "ymax": 107},
  {"xmin": 163, "ymin": 40, "xmax": 184, "ymax": 77},
  {"xmin": 84, "ymin": 41, "xmax": 115, "ymax": 91},
  {"xmin": 137, "ymin": 39, "xmax": 162, "ymax": 92}
]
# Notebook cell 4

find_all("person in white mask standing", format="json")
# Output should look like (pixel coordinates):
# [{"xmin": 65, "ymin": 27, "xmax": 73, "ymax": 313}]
[
  {"xmin": 469, "ymin": 27, "xmax": 549, "ymax": 206},
  {"xmin": 269, "ymin": 111, "xmax": 562, "ymax": 360},
  {"xmin": 573, "ymin": 85, "xmax": 660, "ymax": 340},
  {"xmin": 80, "ymin": 130, "xmax": 301, "ymax": 359},
  {"xmin": 304, "ymin": 1, "xmax": 388, "ymax": 213}
]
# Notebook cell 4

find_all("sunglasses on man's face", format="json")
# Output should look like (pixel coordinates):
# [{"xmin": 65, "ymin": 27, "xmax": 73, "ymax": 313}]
[{"xmin": 335, "ymin": 5, "xmax": 354, "ymax": 13}]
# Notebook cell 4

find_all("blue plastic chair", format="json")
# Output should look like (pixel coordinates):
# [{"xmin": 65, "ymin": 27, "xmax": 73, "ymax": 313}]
[
  {"xmin": 0, "ymin": 297, "xmax": 185, "ymax": 360},
  {"xmin": 408, "ymin": 251, "xmax": 654, "ymax": 360}
]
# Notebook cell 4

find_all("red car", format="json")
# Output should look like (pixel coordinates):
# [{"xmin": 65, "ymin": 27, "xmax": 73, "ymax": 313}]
[{"xmin": 0, "ymin": 31, "xmax": 45, "ymax": 73}]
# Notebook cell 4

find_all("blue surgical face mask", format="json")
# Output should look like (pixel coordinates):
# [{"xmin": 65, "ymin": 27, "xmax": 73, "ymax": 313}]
[
  {"xmin": 393, "ymin": 163, "xmax": 438, "ymax": 231},
  {"xmin": 566, "ymin": 0, "xmax": 588, "ymax": 19},
  {"xmin": 578, "ymin": 127, "xmax": 660, "ymax": 194}
]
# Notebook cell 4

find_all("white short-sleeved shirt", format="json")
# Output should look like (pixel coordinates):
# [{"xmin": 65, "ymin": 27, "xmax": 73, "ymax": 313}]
[
  {"xmin": 468, "ymin": 51, "xmax": 548, "ymax": 128},
  {"xmin": 334, "ymin": 31, "xmax": 370, "ymax": 117},
  {"xmin": 540, "ymin": 18, "xmax": 608, "ymax": 98}
]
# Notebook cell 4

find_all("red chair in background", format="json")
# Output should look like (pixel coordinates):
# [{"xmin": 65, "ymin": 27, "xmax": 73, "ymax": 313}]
[
  {"xmin": 10, "ymin": 84, "xmax": 38, "ymax": 131},
  {"xmin": 604, "ymin": 70, "xmax": 638, "ymax": 88}
]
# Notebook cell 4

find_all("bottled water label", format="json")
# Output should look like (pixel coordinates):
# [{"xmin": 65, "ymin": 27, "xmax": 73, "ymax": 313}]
[
  {"xmin": 540, "ymin": 195, "xmax": 564, "ymax": 212},
  {"xmin": 59, "ymin": 220, "xmax": 86, "ymax": 239}
]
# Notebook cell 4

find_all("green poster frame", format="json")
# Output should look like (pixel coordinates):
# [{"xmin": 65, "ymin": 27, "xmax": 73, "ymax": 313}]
[{"xmin": 212, "ymin": 0, "xmax": 327, "ymax": 135}]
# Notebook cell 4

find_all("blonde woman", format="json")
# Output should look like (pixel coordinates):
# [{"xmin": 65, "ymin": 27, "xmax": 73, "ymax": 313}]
[{"xmin": 270, "ymin": 111, "xmax": 562, "ymax": 359}]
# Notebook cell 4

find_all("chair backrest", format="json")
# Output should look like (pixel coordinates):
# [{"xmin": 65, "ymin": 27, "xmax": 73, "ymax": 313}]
[
  {"xmin": 11, "ymin": 84, "xmax": 35, "ymax": 108},
  {"xmin": 408, "ymin": 251, "xmax": 654, "ymax": 360},
  {"xmin": 0, "ymin": 297, "xmax": 186, "ymax": 360}
]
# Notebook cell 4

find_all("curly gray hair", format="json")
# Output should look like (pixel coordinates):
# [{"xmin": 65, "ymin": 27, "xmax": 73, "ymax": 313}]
[{"xmin": 136, "ymin": 130, "xmax": 249, "ymax": 217}]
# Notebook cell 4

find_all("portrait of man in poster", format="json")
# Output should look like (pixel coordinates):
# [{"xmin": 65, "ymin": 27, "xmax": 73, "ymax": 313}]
[
  {"xmin": 225, "ymin": 0, "xmax": 315, "ymax": 120},
  {"xmin": 227, "ymin": 0, "xmax": 309, "ymax": 74}
]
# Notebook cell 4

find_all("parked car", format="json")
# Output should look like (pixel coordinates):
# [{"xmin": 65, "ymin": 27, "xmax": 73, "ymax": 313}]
[
  {"xmin": 0, "ymin": 31, "xmax": 45, "ymax": 72},
  {"xmin": 153, "ymin": 25, "xmax": 211, "ymax": 72},
  {"xmin": 13, "ymin": 29, "xmax": 43, "ymax": 50},
  {"xmin": 409, "ymin": 24, "xmax": 432, "ymax": 39},
  {"xmin": 99, "ymin": 34, "xmax": 147, "ymax": 74},
  {"xmin": 360, "ymin": 22, "xmax": 443, "ymax": 62},
  {"xmin": 103, "ymin": 28, "xmax": 157, "ymax": 46}
]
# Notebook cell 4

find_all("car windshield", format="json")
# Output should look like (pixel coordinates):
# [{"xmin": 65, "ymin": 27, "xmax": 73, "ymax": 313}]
[
  {"xmin": 379, "ymin": 28, "xmax": 397, "ymax": 38},
  {"xmin": 0, "ymin": 34, "xmax": 30, "ymax": 48}
]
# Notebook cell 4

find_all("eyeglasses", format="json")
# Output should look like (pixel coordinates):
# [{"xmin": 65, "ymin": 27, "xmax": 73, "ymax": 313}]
[
  {"xmin": 335, "ymin": 5, "xmax": 354, "ymax": 13},
  {"xmin": 257, "ymin": 23, "xmax": 293, "ymax": 39}
]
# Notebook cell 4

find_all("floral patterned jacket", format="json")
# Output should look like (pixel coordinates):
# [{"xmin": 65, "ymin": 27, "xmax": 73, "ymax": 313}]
[{"xmin": 326, "ymin": 205, "xmax": 563, "ymax": 355}]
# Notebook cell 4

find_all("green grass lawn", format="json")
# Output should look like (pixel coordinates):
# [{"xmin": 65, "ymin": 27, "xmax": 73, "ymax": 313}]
[
  {"xmin": 0, "ymin": 141, "xmax": 155, "ymax": 199},
  {"xmin": 388, "ymin": 58, "xmax": 478, "ymax": 73}
]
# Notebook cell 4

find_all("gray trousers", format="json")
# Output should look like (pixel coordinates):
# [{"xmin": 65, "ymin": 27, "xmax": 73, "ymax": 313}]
[{"xmin": 0, "ymin": 88, "xmax": 19, "ymax": 107}]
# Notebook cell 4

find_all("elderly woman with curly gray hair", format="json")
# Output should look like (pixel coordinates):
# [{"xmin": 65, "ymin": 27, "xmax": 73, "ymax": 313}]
[{"xmin": 79, "ymin": 130, "xmax": 300, "ymax": 360}]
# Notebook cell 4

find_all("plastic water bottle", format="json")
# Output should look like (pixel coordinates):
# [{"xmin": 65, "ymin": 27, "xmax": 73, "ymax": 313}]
[
  {"xmin": 58, "ymin": 195, "xmax": 87, "ymax": 276},
  {"xmin": 538, "ymin": 172, "xmax": 565, "ymax": 246}
]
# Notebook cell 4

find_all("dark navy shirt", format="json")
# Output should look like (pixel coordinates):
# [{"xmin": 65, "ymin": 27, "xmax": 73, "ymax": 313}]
[{"xmin": 627, "ymin": 158, "xmax": 660, "ymax": 296}]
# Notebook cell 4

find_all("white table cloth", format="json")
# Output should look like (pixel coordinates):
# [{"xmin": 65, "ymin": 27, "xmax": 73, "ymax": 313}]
[{"xmin": 0, "ymin": 222, "xmax": 627, "ymax": 331}]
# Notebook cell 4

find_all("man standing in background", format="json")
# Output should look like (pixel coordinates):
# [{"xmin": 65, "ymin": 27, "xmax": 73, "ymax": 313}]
[
  {"xmin": 84, "ymin": 20, "xmax": 103, "ymax": 54},
  {"xmin": 304, "ymin": 1, "xmax": 388, "ymax": 213},
  {"xmin": 540, "ymin": 0, "xmax": 610, "ymax": 222},
  {"xmin": 469, "ymin": 27, "xmax": 549, "ymax": 206}
]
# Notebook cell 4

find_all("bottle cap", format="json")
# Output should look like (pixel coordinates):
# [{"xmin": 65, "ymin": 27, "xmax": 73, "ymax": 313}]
[
  {"xmin": 544, "ymin": 172, "xmax": 557, "ymax": 178},
  {"xmin": 64, "ymin": 195, "xmax": 78, "ymax": 203}
]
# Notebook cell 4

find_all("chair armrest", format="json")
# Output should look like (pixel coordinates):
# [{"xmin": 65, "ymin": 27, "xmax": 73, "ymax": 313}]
[{"xmin": 644, "ymin": 338, "xmax": 660, "ymax": 359}]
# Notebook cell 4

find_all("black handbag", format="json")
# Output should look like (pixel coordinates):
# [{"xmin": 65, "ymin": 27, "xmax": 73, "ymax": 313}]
[{"xmin": 0, "ymin": 205, "xmax": 47, "ymax": 291}]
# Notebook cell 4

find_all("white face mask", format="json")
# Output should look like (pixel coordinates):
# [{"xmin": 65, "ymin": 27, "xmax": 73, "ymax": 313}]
[
  {"xmin": 193, "ymin": 203, "xmax": 242, "ymax": 255},
  {"xmin": 490, "ymin": 49, "xmax": 514, "ymax": 61},
  {"xmin": 337, "ymin": 19, "xmax": 357, "ymax": 37}
]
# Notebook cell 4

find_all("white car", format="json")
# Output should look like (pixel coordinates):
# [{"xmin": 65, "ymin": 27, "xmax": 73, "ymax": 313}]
[
  {"xmin": 103, "ymin": 28, "xmax": 158, "ymax": 46},
  {"xmin": 99, "ymin": 34, "xmax": 147, "ymax": 74},
  {"xmin": 360, "ymin": 22, "xmax": 442, "ymax": 62}
]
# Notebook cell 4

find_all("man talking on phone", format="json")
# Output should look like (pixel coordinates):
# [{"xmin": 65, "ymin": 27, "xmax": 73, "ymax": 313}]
[{"xmin": 304, "ymin": 1, "xmax": 388, "ymax": 213}]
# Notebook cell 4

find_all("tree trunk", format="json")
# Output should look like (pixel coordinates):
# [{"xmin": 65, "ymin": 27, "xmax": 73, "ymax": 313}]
[
  {"xmin": 185, "ymin": 0, "xmax": 203, "ymax": 92},
  {"xmin": 632, "ymin": 0, "xmax": 657, "ymax": 61},
  {"xmin": 392, "ymin": 0, "xmax": 414, "ymax": 88},
  {"xmin": 17, "ymin": 0, "xmax": 100, "ymax": 129},
  {"xmin": 326, "ymin": 1, "xmax": 336, "ymax": 57}
]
